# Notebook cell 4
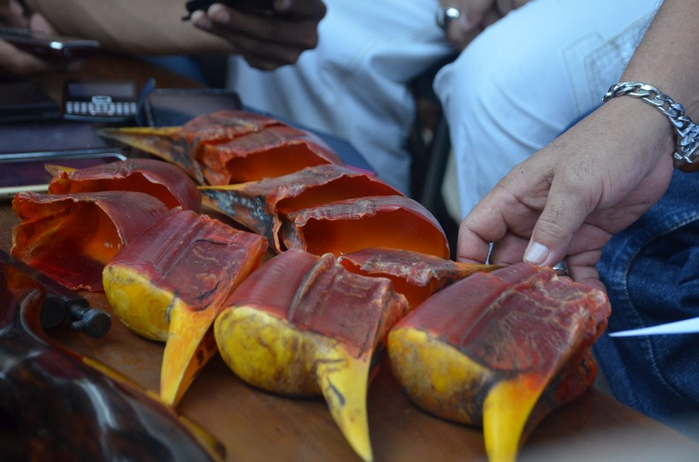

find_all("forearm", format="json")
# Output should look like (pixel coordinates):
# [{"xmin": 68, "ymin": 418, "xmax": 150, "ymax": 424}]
[
  {"xmin": 25, "ymin": 0, "xmax": 234, "ymax": 54},
  {"xmin": 621, "ymin": 0, "xmax": 699, "ymax": 117}
]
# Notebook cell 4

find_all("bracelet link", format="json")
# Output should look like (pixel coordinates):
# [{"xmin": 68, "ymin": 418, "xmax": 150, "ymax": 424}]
[
  {"xmin": 603, "ymin": 81, "xmax": 699, "ymax": 172},
  {"xmin": 675, "ymin": 123, "xmax": 699, "ymax": 169}
]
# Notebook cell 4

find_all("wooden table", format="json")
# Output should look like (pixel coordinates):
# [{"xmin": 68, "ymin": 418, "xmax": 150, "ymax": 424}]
[{"xmin": 3, "ymin": 53, "xmax": 699, "ymax": 462}]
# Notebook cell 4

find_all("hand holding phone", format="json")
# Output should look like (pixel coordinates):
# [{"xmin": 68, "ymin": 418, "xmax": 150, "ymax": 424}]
[
  {"xmin": 0, "ymin": 27, "xmax": 99, "ymax": 60},
  {"xmin": 0, "ymin": 4, "xmax": 85, "ymax": 73},
  {"xmin": 186, "ymin": 0, "xmax": 325, "ymax": 69}
]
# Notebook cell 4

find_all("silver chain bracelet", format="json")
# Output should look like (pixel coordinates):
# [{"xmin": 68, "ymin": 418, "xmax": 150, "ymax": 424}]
[{"xmin": 603, "ymin": 81, "xmax": 699, "ymax": 172}]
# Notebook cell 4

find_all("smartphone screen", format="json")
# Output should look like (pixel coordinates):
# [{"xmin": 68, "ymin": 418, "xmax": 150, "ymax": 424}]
[{"xmin": 0, "ymin": 81, "xmax": 61, "ymax": 123}]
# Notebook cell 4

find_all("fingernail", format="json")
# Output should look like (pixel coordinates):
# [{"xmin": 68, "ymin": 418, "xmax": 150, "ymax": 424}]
[
  {"xmin": 524, "ymin": 241, "xmax": 549, "ymax": 265},
  {"xmin": 191, "ymin": 11, "xmax": 211, "ymax": 29},
  {"xmin": 208, "ymin": 4, "xmax": 230, "ymax": 23}
]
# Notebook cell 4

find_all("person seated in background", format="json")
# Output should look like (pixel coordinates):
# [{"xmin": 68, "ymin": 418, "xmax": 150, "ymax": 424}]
[
  {"xmin": 457, "ymin": 0, "xmax": 699, "ymax": 440},
  {"xmin": 218, "ymin": 0, "xmax": 530, "ymax": 195},
  {"xmin": 0, "ymin": 0, "xmax": 327, "ymax": 83},
  {"xmin": 2, "ymin": 0, "xmax": 532, "ymax": 196},
  {"xmin": 433, "ymin": 0, "xmax": 662, "ymax": 217},
  {"xmin": 18, "ymin": 0, "xmax": 326, "ymax": 70},
  {"xmin": 225, "ymin": 0, "xmax": 459, "ymax": 195}
]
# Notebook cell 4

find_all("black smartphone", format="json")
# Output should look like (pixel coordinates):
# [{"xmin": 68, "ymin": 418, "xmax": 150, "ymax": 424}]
[
  {"xmin": 140, "ymin": 88, "xmax": 243, "ymax": 126},
  {"xmin": 0, "ymin": 81, "xmax": 61, "ymax": 123},
  {"xmin": 0, "ymin": 27, "xmax": 99, "ymax": 60},
  {"xmin": 183, "ymin": 0, "xmax": 275, "ymax": 19}
]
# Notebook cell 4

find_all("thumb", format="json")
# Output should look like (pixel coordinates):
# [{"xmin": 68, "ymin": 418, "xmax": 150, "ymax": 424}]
[{"xmin": 523, "ymin": 184, "xmax": 592, "ymax": 268}]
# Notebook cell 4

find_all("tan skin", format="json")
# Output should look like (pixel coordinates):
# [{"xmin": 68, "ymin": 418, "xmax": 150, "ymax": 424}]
[
  {"xmin": 0, "ymin": 0, "xmax": 69, "ymax": 76},
  {"xmin": 438, "ymin": 0, "xmax": 532, "ymax": 50},
  {"xmin": 23, "ymin": 0, "xmax": 325, "ymax": 70},
  {"xmin": 191, "ymin": 0, "xmax": 326, "ymax": 70},
  {"xmin": 456, "ymin": 0, "xmax": 699, "ymax": 291},
  {"xmin": 457, "ymin": 97, "xmax": 675, "ymax": 291}
]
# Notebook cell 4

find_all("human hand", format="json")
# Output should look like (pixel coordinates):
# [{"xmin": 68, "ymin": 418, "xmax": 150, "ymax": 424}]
[
  {"xmin": 0, "ymin": 0, "xmax": 26, "ymax": 27},
  {"xmin": 191, "ymin": 0, "xmax": 326, "ymax": 70},
  {"xmin": 0, "ymin": 1, "xmax": 73, "ymax": 76},
  {"xmin": 438, "ymin": 0, "xmax": 532, "ymax": 51},
  {"xmin": 456, "ymin": 98, "xmax": 676, "ymax": 290},
  {"xmin": 438, "ymin": 0, "xmax": 495, "ymax": 51}
]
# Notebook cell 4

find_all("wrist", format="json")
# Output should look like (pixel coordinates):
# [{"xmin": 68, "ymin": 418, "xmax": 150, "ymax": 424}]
[
  {"xmin": 588, "ymin": 97, "xmax": 674, "ymax": 175},
  {"xmin": 603, "ymin": 81, "xmax": 699, "ymax": 172}
]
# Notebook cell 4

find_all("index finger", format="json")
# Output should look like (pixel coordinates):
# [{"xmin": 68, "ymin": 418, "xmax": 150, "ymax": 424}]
[
  {"xmin": 456, "ymin": 185, "xmax": 528, "ymax": 264},
  {"xmin": 524, "ymin": 174, "xmax": 594, "ymax": 267},
  {"xmin": 456, "ymin": 214, "xmax": 492, "ymax": 264}
]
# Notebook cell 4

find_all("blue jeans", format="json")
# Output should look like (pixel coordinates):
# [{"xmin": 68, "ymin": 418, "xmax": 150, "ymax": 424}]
[{"xmin": 594, "ymin": 169, "xmax": 699, "ymax": 439}]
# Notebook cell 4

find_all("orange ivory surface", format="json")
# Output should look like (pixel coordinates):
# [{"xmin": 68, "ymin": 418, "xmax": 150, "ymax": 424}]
[
  {"xmin": 200, "ymin": 165, "xmax": 402, "ymax": 252},
  {"xmin": 223, "ymin": 249, "xmax": 408, "ymax": 357},
  {"xmin": 395, "ymin": 262, "xmax": 610, "ymax": 369},
  {"xmin": 339, "ymin": 248, "xmax": 497, "ymax": 308},
  {"xmin": 281, "ymin": 195, "xmax": 450, "ymax": 259},
  {"xmin": 107, "ymin": 208, "xmax": 268, "ymax": 311},
  {"xmin": 11, "ymin": 191, "xmax": 169, "ymax": 291},
  {"xmin": 98, "ymin": 111, "xmax": 345, "ymax": 188},
  {"xmin": 199, "ymin": 126, "xmax": 343, "ymax": 185},
  {"xmin": 182, "ymin": 110, "xmax": 281, "ymax": 143},
  {"xmin": 48, "ymin": 158, "xmax": 201, "ymax": 211}
]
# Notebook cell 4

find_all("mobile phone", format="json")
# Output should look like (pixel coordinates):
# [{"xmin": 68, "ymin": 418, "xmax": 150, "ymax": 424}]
[
  {"xmin": 62, "ymin": 80, "xmax": 139, "ymax": 124},
  {"xmin": 0, "ymin": 80, "xmax": 61, "ymax": 123},
  {"xmin": 0, "ymin": 27, "xmax": 99, "ymax": 60},
  {"xmin": 183, "ymin": 0, "xmax": 274, "ymax": 20}
]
